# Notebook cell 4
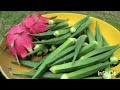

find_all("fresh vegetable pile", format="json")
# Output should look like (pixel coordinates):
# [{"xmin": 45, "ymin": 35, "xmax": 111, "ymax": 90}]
[{"xmin": 6, "ymin": 13, "xmax": 120, "ymax": 79}]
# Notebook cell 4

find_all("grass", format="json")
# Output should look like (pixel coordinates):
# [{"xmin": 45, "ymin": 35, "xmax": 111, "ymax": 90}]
[{"xmin": 0, "ymin": 11, "xmax": 120, "ymax": 41}]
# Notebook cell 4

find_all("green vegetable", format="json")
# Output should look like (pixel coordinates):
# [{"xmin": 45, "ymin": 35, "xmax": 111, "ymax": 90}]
[
  {"xmin": 70, "ymin": 18, "xmax": 92, "ymax": 38},
  {"xmin": 42, "ymin": 48, "xmax": 49, "ymax": 55},
  {"xmin": 12, "ymin": 71, "xmax": 63, "ymax": 79},
  {"xmin": 103, "ymin": 71, "xmax": 112, "ymax": 79},
  {"xmin": 51, "ymin": 52, "xmax": 74, "ymax": 66},
  {"xmin": 95, "ymin": 21, "xmax": 103, "ymax": 48},
  {"xmin": 54, "ymin": 29, "xmax": 70, "ymax": 37},
  {"xmin": 49, "ymin": 45, "xmax": 75, "ymax": 65},
  {"xmin": 30, "ymin": 27, "xmax": 71, "ymax": 39},
  {"xmin": 102, "ymin": 36, "xmax": 118, "ymax": 69},
  {"xmin": 11, "ymin": 60, "xmax": 39, "ymax": 68},
  {"xmin": 49, "ymin": 45, "xmax": 57, "ymax": 52},
  {"xmin": 32, "ymin": 38, "xmax": 77, "ymax": 79},
  {"xmin": 12, "ymin": 71, "xmax": 35, "ymax": 77},
  {"xmin": 49, "ymin": 45, "xmax": 119, "ymax": 73},
  {"xmin": 102, "ymin": 36, "xmax": 111, "ymax": 72},
  {"xmin": 104, "ymin": 65, "xmax": 111, "ymax": 72},
  {"xmin": 86, "ymin": 29, "xmax": 95, "ymax": 43},
  {"xmin": 79, "ymin": 41, "xmax": 98, "ymax": 57},
  {"xmin": 80, "ymin": 45, "xmax": 118, "ymax": 60},
  {"xmin": 110, "ymin": 55, "xmax": 118, "ymax": 65},
  {"xmin": 36, "ymin": 51, "xmax": 43, "ymax": 56},
  {"xmin": 33, "ymin": 33, "xmax": 72, "ymax": 45},
  {"xmin": 83, "ymin": 42, "xmax": 88, "ymax": 46},
  {"xmin": 29, "ymin": 31, "xmax": 55, "ymax": 38},
  {"xmin": 72, "ymin": 35, "xmax": 87, "ymax": 64},
  {"xmin": 27, "ymin": 44, "xmax": 47, "ymax": 56},
  {"xmin": 51, "ymin": 41, "xmax": 98, "ymax": 66},
  {"xmin": 49, "ymin": 20, "xmax": 68, "ymax": 31},
  {"xmin": 70, "ymin": 15, "xmax": 90, "ymax": 33},
  {"xmin": 103, "ymin": 36, "xmax": 109, "ymax": 46},
  {"xmin": 61, "ymin": 61, "xmax": 112, "ymax": 79},
  {"xmin": 48, "ymin": 19, "xmax": 66, "ymax": 25},
  {"xmin": 33, "ymin": 55, "xmax": 48, "ymax": 70},
  {"xmin": 34, "ymin": 44, "xmax": 40, "ymax": 50}
]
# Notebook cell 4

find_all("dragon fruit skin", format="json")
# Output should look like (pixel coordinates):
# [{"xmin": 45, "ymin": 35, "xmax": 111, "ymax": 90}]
[
  {"xmin": 6, "ymin": 25, "xmax": 34, "ymax": 59},
  {"xmin": 29, "ymin": 21, "xmax": 49, "ymax": 34},
  {"xmin": 21, "ymin": 13, "xmax": 50, "ymax": 34}
]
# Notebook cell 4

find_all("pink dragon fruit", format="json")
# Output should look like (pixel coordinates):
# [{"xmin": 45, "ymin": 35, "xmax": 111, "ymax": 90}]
[
  {"xmin": 21, "ymin": 13, "xmax": 51, "ymax": 34},
  {"xmin": 6, "ymin": 25, "xmax": 34, "ymax": 64}
]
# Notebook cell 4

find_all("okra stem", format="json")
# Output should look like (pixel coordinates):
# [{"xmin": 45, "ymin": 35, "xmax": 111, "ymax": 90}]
[
  {"xmin": 70, "ymin": 18, "xmax": 92, "ymax": 38},
  {"xmin": 70, "ymin": 15, "xmax": 90, "ymax": 33},
  {"xmin": 48, "ymin": 19, "xmax": 66, "ymax": 25}
]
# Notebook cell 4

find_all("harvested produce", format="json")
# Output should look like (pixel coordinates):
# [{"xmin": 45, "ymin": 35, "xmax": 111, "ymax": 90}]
[
  {"xmin": 95, "ymin": 22, "xmax": 103, "ymax": 48},
  {"xmin": 48, "ymin": 20, "xmax": 68, "ymax": 31},
  {"xmin": 6, "ymin": 13, "xmax": 119, "ymax": 79},
  {"xmin": 27, "ymin": 44, "xmax": 47, "ymax": 56},
  {"xmin": 11, "ymin": 59, "xmax": 39, "ymax": 68},
  {"xmin": 32, "ymin": 38, "xmax": 77, "ymax": 78},
  {"xmin": 86, "ymin": 29, "xmax": 95, "ymax": 43},
  {"xmin": 61, "ymin": 61, "xmax": 113, "ymax": 79},
  {"xmin": 51, "ymin": 41, "xmax": 98, "ymax": 66},
  {"xmin": 21, "ymin": 13, "xmax": 52, "ymax": 34},
  {"xmin": 12, "ymin": 71, "xmax": 63, "ymax": 79},
  {"xmin": 32, "ymin": 33, "xmax": 72, "ymax": 45},
  {"xmin": 49, "ymin": 45, "xmax": 119, "ymax": 73},
  {"xmin": 6, "ymin": 25, "xmax": 34, "ymax": 64},
  {"xmin": 70, "ymin": 15, "xmax": 90, "ymax": 33},
  {"xmin": 54, "ymin": 28, "xmax": 70, "ymax": 37},
  {"xmin": 72, "ymin": 35, "xmax": 87, "ymax": 64},
  {"xmin": 70, "ymin": 17, "xmax": 92, "ymax": 38}
]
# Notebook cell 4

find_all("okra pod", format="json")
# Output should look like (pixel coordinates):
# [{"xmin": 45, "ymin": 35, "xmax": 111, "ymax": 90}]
[
  {"xmin": 95, "ymin": 21, "xmax": 103, "ymax": 48},
  {"xmin": 72, "ymin": 35, "xmax": 87, "ymax": 64},
  {"xmin": 33, "ymin": 33, "xmax": 72, "ymax": 45},
  {"xmin": 48, "ymin": 20, "xmax": 69, "ymax": 31},
  {"xmin": 32, "ymin": 38, "xmax": 77, "ymax": 78},
  {"xmin": 12, "ymin": 71, "xmax": 63, "ymax": 79},
  {"xmin": 51, "ymin": 41, "xmax": 98, "ymax": 66},
  {"xmin": 70, "ymin": 15, "xmax": 90, "ymax": 33},
  {"xmin": 50, "ymin": 45, "xmax": 119, "ymax": 73},
  {"xmin": 61, "ymin": 62, "xmax": 112, "ymax": 79},
  {"xmin": 70, "ymin": 18, "xmax": 92, "ymax": 38},
  {"xmin": 86, "ymin": 28, "xmax": 95, "ymax": 43}
]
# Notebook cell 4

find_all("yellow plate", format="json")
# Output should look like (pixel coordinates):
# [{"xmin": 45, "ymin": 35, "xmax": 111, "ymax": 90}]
[{"xmin": 0, "ymin": 13, "xmax": 120, "ymax": 79}]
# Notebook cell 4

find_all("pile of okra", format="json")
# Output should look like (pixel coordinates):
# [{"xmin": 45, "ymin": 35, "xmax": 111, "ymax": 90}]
[{"xmin": 12, "ymin": 15, "xmax": 120, "ymax": 79}]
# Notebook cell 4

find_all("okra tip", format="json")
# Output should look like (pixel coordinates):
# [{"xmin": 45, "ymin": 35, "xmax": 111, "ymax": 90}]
[
  {"xmin": 70, "ymin": 27, "xmax": 76, "ymax": 33},
  {"xmin": 34, "ymin": 44, "xmax": 41, "ymax": 50},
  {"xmin": 103, "ymin": 72, "xmax": 112, "ymax": 79},
  {"xmin": 93, "ymin": 41, "xmax": 98, "ymax": 46},
  {"xmin": 61, "ymin": 74, "xmax": 68, "ymax": 79},
  {"xmin": 54, "ymin": 31, "xmax": 59, "ymax": 36},
  {"xmin": 48, "ymin": 20, "xmax": 54, "ymax": 25},
  {"xmin": 110, "ymin": 55, "xmax": 118, "ymax": 65},
  {"xmin": 49, "ymin": 66, "xmax": 56, "ymax": 73},
  {"xmin": 68, "ymin": 38, "xmax": 77, "ymax": 44},
  {"xmin": 80, "ymin": 56, "xmax": 85, "ymax": 60}
]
